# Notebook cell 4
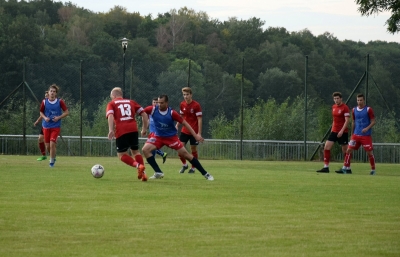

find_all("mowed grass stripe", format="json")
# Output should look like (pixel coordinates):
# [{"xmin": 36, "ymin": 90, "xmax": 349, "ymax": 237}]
[{"xmin": 0, "ymin": 156, "xmax": 399, "ymax": 257}]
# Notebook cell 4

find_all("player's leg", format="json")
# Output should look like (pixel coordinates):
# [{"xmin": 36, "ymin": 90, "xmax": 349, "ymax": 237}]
[
  {"xmin": 337, "ymin": 135, "xmax": 358, "ymax": 174},
  {"xmin": 48, "ymin": 128, "xmax": 60, "ymax": 167},
  {"xmin": 316, "ymin": 134, "xmax": 335, "ymax": 173},
  {"xmin": 156, "ymin": 149, "xmax": 168, "ymax": 164},
  {"xmin": 129, "ymin": 132, "xmax": 144, "ymax": 166},
  {"xmin": 142, "ymin": 137, "xmax": 164, "ymax": 179},
  {"xmin": 363, "ymin": 136, "xmax": 376, "ymax": 175},
  {"xmin": 188, "ymin": 136, "xmax": 199, "ymax": 173},
  {"xmin": 366, "ymin": 150, "xmax": 376, "ymax": 175},
  {"xmin": 115, "ymin": 133, "xmax": 145, "ymax": 180},
  {"xmin": 176, "ymin": 147, "xmax": 214, "ymax": 181},
  {"xmin": 43, "ymin": 128, "xmax": 51, "ymax": 164},
  {"xmin": 37, "ymin": 129, "xmax": 47, "ymax": 161},
  {"xmin": 129, "ymin": 132, "xmax": 147, "ymax": 181},
  {"xmin": 335, "ymin": 133, "xmax": 351, "ymax": 173},
  {"xmin": 178, "ymin": 133, "xmax": 190, "ymax": 173}
]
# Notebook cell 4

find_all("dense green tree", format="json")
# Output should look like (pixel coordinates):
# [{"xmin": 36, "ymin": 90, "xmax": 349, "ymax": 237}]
[
  {"xmin": 258, "ymin": 68, "xmax": 303, "ymax": 103},
  {"xmin": 355, "ymin": 0, "xmax": 400, "ymax": 33},
  {"xmin": 137, "ymin": 14, "xmax": 159, "ymax": 46},
  {"xmin": 61, "ymin": 100, "xmax": 91, "ymax": 136},
  {"xmin": 221, "ymin": 17, "xmax": 266, "ymax": 51},
  {"xmin": 90, "ymin": 98, "xmax": 109, "ymax": 136},
  {"xmin": 0, "ymin": 1, "xmax": 399, "ymax": 141},
  {"xmin": 209, "ymin": 96, "xmax": 320, "ymax": 140}
]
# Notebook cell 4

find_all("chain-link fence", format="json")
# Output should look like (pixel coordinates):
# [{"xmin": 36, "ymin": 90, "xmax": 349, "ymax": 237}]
[
  {"xmin": 1, "ymin": 57, "xmax": 399, "ymax": 160},
  {"xmin": 2, "ymin": 135, "xmax": 400, "ymax": 163}
]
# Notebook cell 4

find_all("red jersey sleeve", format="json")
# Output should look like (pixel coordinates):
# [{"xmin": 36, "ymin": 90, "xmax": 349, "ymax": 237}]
[
  {"xmin": 172, "ymin": 110, "xmax": 184, "ymax": 123},
  {"xmin": 367, "ymin": 107, "xmax": 375, "ymax": 119},
  {"xmin": 106, "ymin": 102, "xmax": 114, "ymax": 118},
  {"xmin": 40, "ymin": 100, "xmax": 45, "ymax": 112},
  {"xmin": 143, "ymin": 106, "xmax": 154, "ymax": 115},
  {"xmin": 59, "ymin": 99, "xmax": 68, "ymax": 111}
]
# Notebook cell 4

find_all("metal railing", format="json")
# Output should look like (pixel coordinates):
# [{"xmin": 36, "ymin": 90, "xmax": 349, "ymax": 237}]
[{"xmin": 1, "ymin": 134, "xmax": 399, "ymax": 163}]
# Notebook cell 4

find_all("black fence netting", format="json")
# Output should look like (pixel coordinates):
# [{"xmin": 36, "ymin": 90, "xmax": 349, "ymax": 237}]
[{"xmin": 1, "ymin": 60, "xmax": 242, "ymax": 139}]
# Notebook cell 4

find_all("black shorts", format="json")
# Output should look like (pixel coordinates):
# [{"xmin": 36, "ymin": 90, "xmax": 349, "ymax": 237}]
[
  {"xmin": 39, "ymin": 128, "xmax": 44, "ymax": 135},
  {"xmin": 179, "ymin": 133, "xmax": 199, "ymax": 146},
  {"xmin": 327, "ymin": 132, "xmax": 349, "ymax": 145},
  {"xmin": 116, "ymin": 132, "xmax": 139, "ymax": 153}
]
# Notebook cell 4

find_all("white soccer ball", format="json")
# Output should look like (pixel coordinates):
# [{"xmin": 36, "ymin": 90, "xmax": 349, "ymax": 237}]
[{"xmin": 91, "ymin": 164, "xmax": 105, "ymax": 178}]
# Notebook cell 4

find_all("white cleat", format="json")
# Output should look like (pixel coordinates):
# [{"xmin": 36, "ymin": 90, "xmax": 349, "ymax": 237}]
[
  {"xmin": 204, "ymin": 173, "xmax": 214, "ymax": 181},
  {"xmin": 150, "ymin": 172, "xmax": 164, "ymax": 179}
]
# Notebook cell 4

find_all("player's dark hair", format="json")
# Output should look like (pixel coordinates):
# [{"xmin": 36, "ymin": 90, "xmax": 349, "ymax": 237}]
[
  {"xmin": 357, "ymin": 93, "xmax": 365, "ymax": 99},
  {"xmin": 159, "ymin": 94, "xmax": 168, "ymax": 102},
  {"xmin": 332, "ymin": 92, "xmax": 342, "ymax": 98},
  {"xmin": 152, "ymin": 97, "xmax": 158, "ymax": 101}
]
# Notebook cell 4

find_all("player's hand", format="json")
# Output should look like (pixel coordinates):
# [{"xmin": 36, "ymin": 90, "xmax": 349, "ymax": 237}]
[
  {"xmin": 108, "ymin": 131, "xmax": 115, "ymax": 140},
  {"xmin": 141, "ymin": 129, "xmax": 147, "ymax": 137},
  {"xmin": 361, "ymin": 128, "xmax": 368, "ymax": 134},
  {"xmin": 337, "ymin": 131, "xmax": 343, "ymax": 138},
  {"xmin": 44, "ymin": 117, "xmax": 50, "ymax": 122},
  {"xmin": 195, "ymin": 134, "xmax": 204, "ymax": 143},
  {"xmin": 52, "ymin": 116, "xmax": 60, "ymax": 122},
  {"xmin": 33, "ymin": 121, "xmax": 38, "ymax": 126}
]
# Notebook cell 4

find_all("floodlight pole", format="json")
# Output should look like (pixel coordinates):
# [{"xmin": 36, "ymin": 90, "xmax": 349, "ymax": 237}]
[
  {"xmin": 304, "ymin": 55, "xmax": 308, "ymax": 161},
  {"xmin": 365, "ymin": 54, "xmax": 369, "ymax": 105},
  {"xmin": 120, "ymin": 38, "xmax": 129, "ymax": 96}
]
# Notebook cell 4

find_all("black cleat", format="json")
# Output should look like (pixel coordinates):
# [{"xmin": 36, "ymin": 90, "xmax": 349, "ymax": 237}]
[
  {"xmin": 316, "ymin": 167, "xmax": 330, "ymax": 173},
  {"xmin": 335, "ymin": 168, "xmax": 352, "ymax": 174},
  {"xmin": 162, "ymin": 152, "xmax": 168, "ymax": 164},
  {"xmin": 179, "ymin": 165, "xmax": 188, "ymax": 174}
]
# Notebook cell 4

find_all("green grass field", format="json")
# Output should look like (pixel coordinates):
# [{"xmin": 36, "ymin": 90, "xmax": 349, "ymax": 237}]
[{"xmin": 1, "ymin": 155, "xmax": 399, "ymax": 257}]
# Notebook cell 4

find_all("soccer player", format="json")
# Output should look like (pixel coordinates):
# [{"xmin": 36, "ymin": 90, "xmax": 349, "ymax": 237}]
[
  {"xmin": 142, "ymin": 94, "xmax": 214, "ymax": 181},
  {"xmin": 176, "ymin": 87, "xmax": 202, "ymax": 174},
  {"xmin": 337, "ymin": 93, "xmax": 376, "ymax": 175},
  {"xmin": 39, "ymin": 84, "xmax": 69, "ymax": 167},
  {"xmin": 106, "ymin": 87, "xmax": 149, "ymax": 181},
  {"xmin": 148, "ymin": 97, "xmax": 168, "ymax": 163},
  {"xmin": 34, "ymin": 91, "xmax": 49, "ymax": 161},
  {"xmin": 316, "ymin": 92, "xmax": 350, "ymax": 173}
]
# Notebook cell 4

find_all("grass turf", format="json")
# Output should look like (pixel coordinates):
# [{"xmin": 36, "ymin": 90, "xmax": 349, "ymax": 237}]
[{"xmin": 0, "ymin": 155, "xmax": 399, "ymax": 257}]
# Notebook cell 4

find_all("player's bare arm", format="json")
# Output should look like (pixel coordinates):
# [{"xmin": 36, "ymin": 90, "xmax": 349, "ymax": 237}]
[
  {"xmin": 107, "ymin": 114, "xmax": 115, "ymax": 140},
  {"xmin": 34, "ymin": 116, "xmax": 42, "ymax": 126},
  {"xmin": 40, "ymin": 111, "xmax": 50, "ymax": 122},
  {"xmin": 53, "ymin": 109, "xmax": 69, "ymax": 122},
  {"xmin": 182, "ymin": 120, "xmax": 204, "ymax": 143},
  {"xmin": 362, "ymin": 118, "xmax": 376, "ymax": 134},
  {"xmin": 197, "ymin": 116, "xmax": 203, "ymax": 136},
  {"xmin": 140, "ymin": 112, "xmax": 149, "ymax": 137},
  {"xmin": 338, "ymin": 116, "xmax": 350, "ymax": 137}
]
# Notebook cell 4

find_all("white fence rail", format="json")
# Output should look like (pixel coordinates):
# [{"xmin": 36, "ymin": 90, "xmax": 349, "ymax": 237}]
[{"xmin": 1, "ymin": 135, "xmax": 400, "ymax": 163}]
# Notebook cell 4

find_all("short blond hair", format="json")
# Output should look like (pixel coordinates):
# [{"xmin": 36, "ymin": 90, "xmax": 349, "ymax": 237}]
[
  {"xmin": 111, "ymin": 87, "xmax": 123, "ymax": 97},
  {"xmin": 182, "ymin": 87, "xmax": 192, "ymax": 94}
]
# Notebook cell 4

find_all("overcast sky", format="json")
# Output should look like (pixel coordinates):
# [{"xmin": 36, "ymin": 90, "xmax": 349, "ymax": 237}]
[{"xmin": 70, "ymin": 0, "xmax": 399, "ymax": 43}]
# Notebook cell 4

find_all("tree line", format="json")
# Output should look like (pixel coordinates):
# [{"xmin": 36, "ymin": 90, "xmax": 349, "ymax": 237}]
[{"xmin": 0, "ymin": 0, "xmax": 399, "ymax": 142}]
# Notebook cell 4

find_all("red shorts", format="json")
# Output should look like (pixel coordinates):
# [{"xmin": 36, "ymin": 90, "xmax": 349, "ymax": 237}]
[
  {"xmin": 348, "ymin": 134, "xmax": 373, "ymax": 151},
  {"xmin": 146, "ymin": 134, "xmax": 183, "ymax": 150},
  {"xmin": 147, "ymin": 132, "xmax": 155, "ymax": 139},
  {"xmin": 43, "ymin": 128, "xmax": 60, "ymax": 143}
]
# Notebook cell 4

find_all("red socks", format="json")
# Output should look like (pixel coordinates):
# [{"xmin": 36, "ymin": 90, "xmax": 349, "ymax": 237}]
[
  {"xmin": 121, "ymin": 154, "xmax": 138, "ymax": 167},
  {"xmin": 39, "ymin": 142, "xmax": 46, "ymax": 155},
  {"xmin": 323, "ymin": 150, "xmax": 330, "ymax": 166},
  {"xmin": 134, "ymin": 154, "xmax": 144, "ymax": 166},
  {"xmin": 369, "ymin": 154, "xmax": 376, "ymax": 170}
]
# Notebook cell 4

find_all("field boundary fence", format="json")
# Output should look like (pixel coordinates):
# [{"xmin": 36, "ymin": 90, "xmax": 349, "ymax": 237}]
[{"xmin": 1, "ymin": 135, "xmax": 399, "ymax": 163}]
